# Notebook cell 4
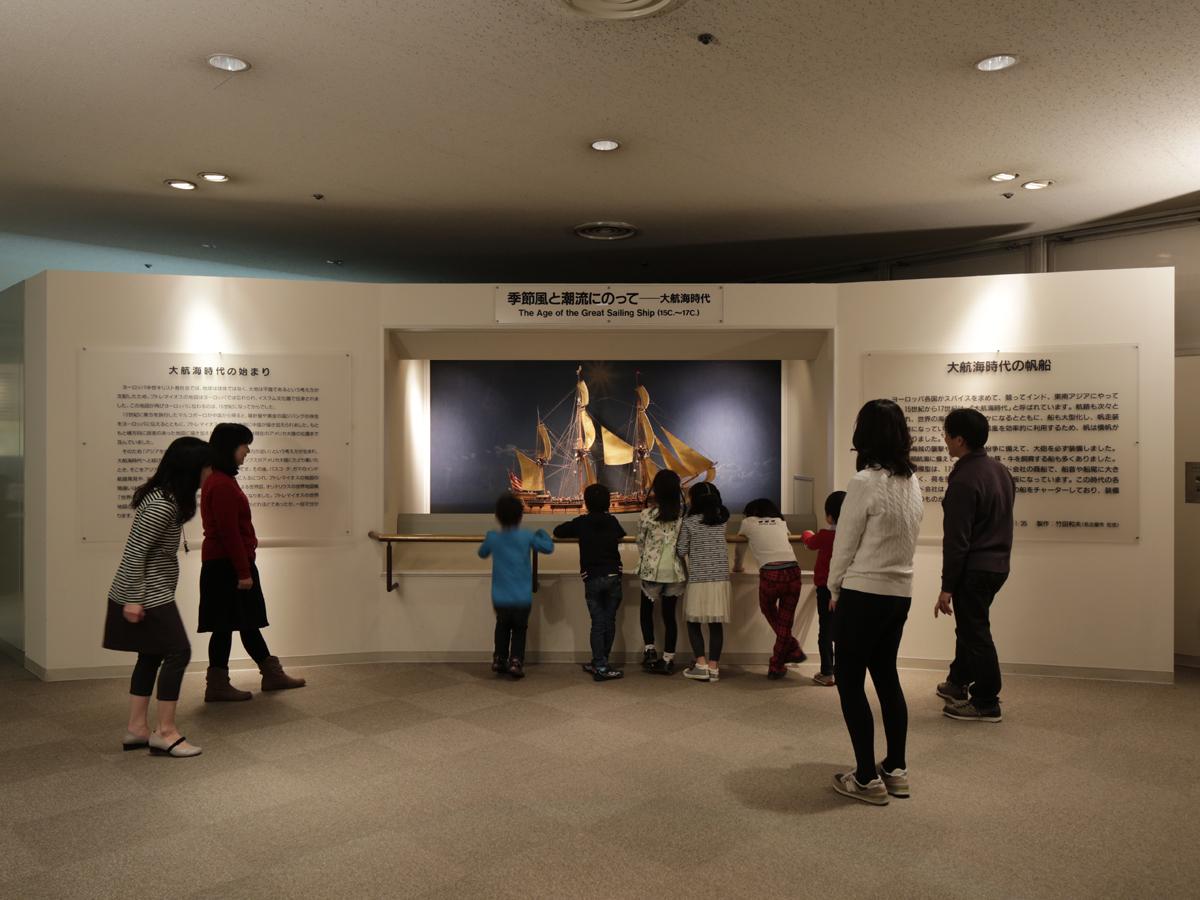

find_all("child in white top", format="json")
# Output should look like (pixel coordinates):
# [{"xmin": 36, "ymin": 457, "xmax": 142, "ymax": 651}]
[{"xmin": 734, "ymin": 498, "xmax": 805, "ymax": 679}]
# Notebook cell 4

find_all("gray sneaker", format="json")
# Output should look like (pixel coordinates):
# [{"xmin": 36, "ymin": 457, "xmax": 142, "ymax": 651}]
[
  {"xmin": 937, "ymin": 680, "xmax": 968, "ymax": 702},
  {"xmin": 832, "ymin": 772, "xmax": 889, "ymax": 806},
  {"xmin": 683, "ymin": 664, "xmax": 711, "ymax": 682},
  {"xmin": 878, "ymin": 765, "xmax": 910, "ymax": 798},
  {"xmin": 943, "ymin": 700, "xmax": 1002, "ymax": 723}
]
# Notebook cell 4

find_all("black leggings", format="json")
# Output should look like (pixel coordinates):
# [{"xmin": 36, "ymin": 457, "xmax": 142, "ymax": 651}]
[
  {"xmin": 687, "ymin": 621, "xmax": 724, "ymax": 662},
  {"xmin": 834, "ymin": 589, "xmax": 911, "ymax": 785},
  {"xmin": 130, "ymin": 647, "xmax": 191, "ymax": 702},
  {"xmin": 640, "ymin": 593, "xmax": 679, "ymax": 653},
  {"xmin": 208, "ymin": 628, "xmax": 271, "ymax": 669}
]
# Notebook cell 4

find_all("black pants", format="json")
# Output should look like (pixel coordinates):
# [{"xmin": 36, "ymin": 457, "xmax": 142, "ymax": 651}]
[
  {"xmin": 834, "ymin": 589, "xmax": 910, "ymax": 785},
  {"xmin": 208, "ymin": 628, "xmax": 271, "ymax": 669},
  {"xmin": 687, "ymin": 621, "xmax": 724, "ymax": 662},
  {"xmin": 947, "ymin": 570, "xmax": 1008, "ymax": 707},
  {"xmin": 584, "ymin": 575, "xmax": 623, "ymax": 668},
  {"xmin": 640, "ymin": 593, "xmax": 679, "ymax": 653},
  {"xmin": 494, "ymin": 605, "xmax": 531, "ymax": 662},
  {"xmin": 816, "ymin": 586, "xmax": 835, "ymax": 675},
  {"xmin": 130, "ymin": 647, "xmax": 191, "ymax": 702}
]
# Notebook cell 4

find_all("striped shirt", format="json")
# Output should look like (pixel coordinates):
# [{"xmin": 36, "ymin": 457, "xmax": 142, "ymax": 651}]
[
  {"xmin": 108, "ymin": 489, "xmax": 183, "ymax": 608},
  {"xmin": 676, "ymin": 515, "xmax": 731, "ymax": 584}
]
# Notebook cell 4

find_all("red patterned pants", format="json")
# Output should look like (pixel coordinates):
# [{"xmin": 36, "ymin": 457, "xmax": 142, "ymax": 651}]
[{"xmin": 759, "ymin": 565, "xmax": 804, "ymax": 672}]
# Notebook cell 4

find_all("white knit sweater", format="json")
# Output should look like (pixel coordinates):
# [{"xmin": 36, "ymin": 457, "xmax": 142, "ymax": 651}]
[{"xmin": 828, "ymin": 467, "xmax": 925, "ymax": 598}]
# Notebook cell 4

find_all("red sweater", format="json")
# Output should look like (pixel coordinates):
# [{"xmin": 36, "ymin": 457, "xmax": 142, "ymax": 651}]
[
  {"xmin": 801, "ymin": 528, "xmax": 836, "ymax": 587},
  {"xmin": 201, "ymin": 470, "xmax": 258, "ymax": 579}
]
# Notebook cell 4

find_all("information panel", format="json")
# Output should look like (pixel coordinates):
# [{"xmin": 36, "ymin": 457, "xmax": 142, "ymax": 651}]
[
  {"xmin": 494, "ymin": 284, "xmax": 724, "ymax": 325},
  {"xmin": 863, "ymin": 346, "xmax": 1139, "ymax": 543},
  {"xmin": 78, "ymin": 350, "xmax": 352, "ymax": 543}
]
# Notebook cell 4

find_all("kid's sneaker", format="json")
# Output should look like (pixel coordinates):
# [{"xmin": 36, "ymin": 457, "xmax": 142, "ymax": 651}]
[
  {"xmin": 507, "ymin": 659, "xmax": 525, "ymax": 680},
  {"xmin": 648, "ymin": 658, "xmax": 675, "ymax": 675},
  {"xmin": 683, "ymin": 664, "xmax": 710, "ymax": 682},
  {"xmin": 641, "ymin": 648, "xmax": 659, "ymax": 669},
  {"xmin": 491, "ymin": 655, "xmax": 507, "ymax": 675},
  {"xmin": 593, "ymin": 667, "xmax": 624, "ymax": 682},
  {"xmin": 832, "ymin": 772, "xmax": 889, "ymax": 806},
  {"xmin": 812, "ymin": 672, "xmax": 836, "ymax": 686}
]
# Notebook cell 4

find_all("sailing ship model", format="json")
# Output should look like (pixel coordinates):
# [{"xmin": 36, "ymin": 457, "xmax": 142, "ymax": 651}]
[{"xmin": 509, "ymin": 366, "xmax": 716, "ymax": 514}]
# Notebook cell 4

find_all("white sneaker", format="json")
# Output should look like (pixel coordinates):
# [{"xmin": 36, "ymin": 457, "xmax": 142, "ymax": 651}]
[
  {"xmin": 832, "ymin": 772, "xmax": 889, "ymax": 805},
  {"xmin": 683, "ymin": 664, "xmax": 711, "ymax": 682},
  {"xmin": 878, "ymin": 765, "xmax": 910, "ymax": 798}
]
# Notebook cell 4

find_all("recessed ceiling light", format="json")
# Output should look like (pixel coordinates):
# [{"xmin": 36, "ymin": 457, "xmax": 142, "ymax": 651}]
[
  {"xmin": 164, "ymin": 179, "xmax": 197, "ymax": 191},
  {"xmin": 1022, "ymin": 179, "xmax": 1052, "ymax": 190},
  {"xmin": 325, "ymin": 259, "xmax": 344, "ymax": 265},
  {"xmin": 574, "ymin": 221, "xmax": 639, "ymax": 241},
  {"xmin": 976, "ymin": 54, "xmax": 1018, "ymax": 72},
  {"xmin": 989, "ymin": 172, "xmax": 1018, "ymax": 182},
  {"xmin": 591, "ymin": 139, "xmax": 621, "ymax": 152},
  {"xmin": 198, "ymin": 172, "xmax": 230, "ymax": 183},
  {"xmin": 207, "ymin": 54, "xmax": 250, "ymax": 73},
  {"xmin": 201, "ymin": 243, "xmax": 217, "ymax": 249},
  {"xmin": 562, "ymin": 0, "xmax": 684, "ymax": 20}
]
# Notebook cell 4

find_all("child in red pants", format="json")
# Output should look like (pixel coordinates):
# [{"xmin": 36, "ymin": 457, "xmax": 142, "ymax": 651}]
[
  {"xmin": 801, "ymin": 490, "xmax": 846, "ymax": 686},
  {"xmin": 734, "ymin": 498, "xmax": 805, "ymax": 679}
]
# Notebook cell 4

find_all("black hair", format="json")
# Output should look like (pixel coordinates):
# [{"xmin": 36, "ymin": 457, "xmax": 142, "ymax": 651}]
[
  {"xmin": 584, "ymin": 482, "xmax": 611, "ymax": 514},
  {"xmin": 688, "ymin": 481, "xmax": 730, "ymax": 527},
  {"xmin": 131, "ymin": 436, "xmax": 209, "ymax": 523},
  {"xmin": 824, "ymin": 490, "xmax": 847, "ymax": 524},
  {"xmin": 742, "ymin": 497, "xmax": 782, "ymax": 520},
  {"xmin": 944, "ymin": 408, "xmax": 990, "ymax": 451},
  {"xmin": 851, "ymin": 399, "xmax": 915, "ymax": 477},
  {"xmin": 209, "ymin": 422, "xmax": 254, "ymax": 476},
  {"xmin": 647, "ymin": 469, "xmax": 683, "ymax": 522},
  {"xmin": 495, "ymin": 492, "xmax": 524, "ymax": 527}
]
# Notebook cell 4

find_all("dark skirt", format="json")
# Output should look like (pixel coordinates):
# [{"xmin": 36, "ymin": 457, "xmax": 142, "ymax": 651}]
[
  {"xmin": 102, "ymin": 600, "xmax": 190, "ymax": 656},
  {"xmin": 198, "ymin": 559, "xmax": 270, "ymax": 633}
]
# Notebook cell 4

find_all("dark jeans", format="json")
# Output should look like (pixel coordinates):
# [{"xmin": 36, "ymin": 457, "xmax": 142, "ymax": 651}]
[
  {"xmin": 494, "ymin": 605, "xmax": 531, "ymax": 663},
  {"xmin": 640, "ymin": 592, "xmax": 679, "ymax": 654},
  {"xmin": 834, "ymin": 589, "xmax": 910, "ymax": 785},
  {"xmin": 947, "ymin": 570, "xmax": 1008, "ymax": 706},
  {"xmin": 130, "ymin": 647, "xmax": 191, "ymax": 702},
  {"xmin": 816, "ymin": 586, "xmax": 835, "ymax": 675},
  {"xmin": 687, "ymin": 621, "xmax": 724, "ymax": 662},
  {"xmin": 208, "ymin": 628, "xmax": 271, "ymax": 669},
  {"xmin": 584, "ymin": 574, "xmax": 623, "ymax": 669}
]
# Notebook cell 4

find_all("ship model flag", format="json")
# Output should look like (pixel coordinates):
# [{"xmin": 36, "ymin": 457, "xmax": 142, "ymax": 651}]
[{"xmin": 509, "ymin": 366, "xmax": 716, "ymax": 513}]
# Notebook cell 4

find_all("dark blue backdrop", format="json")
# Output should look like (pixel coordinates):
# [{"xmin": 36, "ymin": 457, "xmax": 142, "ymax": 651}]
[{"xmin": 430, "ymin": 360, "xmax": 781, "ymax": 513}]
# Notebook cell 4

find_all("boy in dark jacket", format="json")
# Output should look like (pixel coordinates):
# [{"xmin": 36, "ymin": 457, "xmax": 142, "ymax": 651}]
[
  {"xmin": 802, "ymin": 490, "xmax": 846, "ymax": 686},
  {"xmin": 554, "ymin": 483, "xmax": 627, "ymax": 681}
]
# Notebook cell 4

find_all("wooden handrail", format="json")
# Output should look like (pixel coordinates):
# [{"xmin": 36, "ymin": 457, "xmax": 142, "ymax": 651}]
[{"xmin": 368, "ymin": 531, "xmax": 813, "ymax": 593}]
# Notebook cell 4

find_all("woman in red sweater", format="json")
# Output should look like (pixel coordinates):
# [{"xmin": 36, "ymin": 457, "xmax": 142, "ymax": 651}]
[{"xmin": 199, "ymin": 423, "xmax": 306, "ymax": 701}]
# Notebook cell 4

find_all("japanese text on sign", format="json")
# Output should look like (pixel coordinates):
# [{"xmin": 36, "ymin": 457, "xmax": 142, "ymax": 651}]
[{"xmin": 495, "ymin": 285, "xmax": 724, "ymax": 325}]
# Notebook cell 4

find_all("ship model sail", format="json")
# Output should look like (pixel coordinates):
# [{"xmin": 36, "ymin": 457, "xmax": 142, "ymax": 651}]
[{"xmin": 509, "ymin": 367, "xmax": 716, "ymax": 514}]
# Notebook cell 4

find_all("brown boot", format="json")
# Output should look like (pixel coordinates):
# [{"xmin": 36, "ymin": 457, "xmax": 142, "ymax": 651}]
[
  {"xmin": 258, "ymin": 656, "xmax": 306, "ymax": 691},
  {"xmin": 204, "ymin": 666, "xmax": 252, "ymax": 702}
]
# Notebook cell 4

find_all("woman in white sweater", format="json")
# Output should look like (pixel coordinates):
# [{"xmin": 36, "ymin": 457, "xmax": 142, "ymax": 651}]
[{"xmin": 827, "ymin": 399, "xmax": 924, "ymax": 806}]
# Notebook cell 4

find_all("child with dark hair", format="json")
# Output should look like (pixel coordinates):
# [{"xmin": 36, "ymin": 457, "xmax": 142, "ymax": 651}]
[
  {"xmin": 636, "ymin": 469, "xmax": 686, "ymax": 675},
  {"xmin": 734, "ymin": 497, "xmax": 806, "ymax": 679},
  {"xmin": 677, "ymin": 482, "xmax": 731, "ymax": 683},
  {"xmin": 479, "ymin": 493, "xmax": 553, "ymax": 679},
  {"xmin": 554, "ymin": 483, "xmax": 627, "ymax": 681},
  {"xmin": 801, "ymin": 490, "xmax": 847, "ymax": 686}
]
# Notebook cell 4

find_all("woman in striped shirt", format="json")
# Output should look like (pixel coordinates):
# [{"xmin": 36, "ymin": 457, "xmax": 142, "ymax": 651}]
[{"xmin": 103, "ymin": 436, "xmax": 209, "ymax": 758}]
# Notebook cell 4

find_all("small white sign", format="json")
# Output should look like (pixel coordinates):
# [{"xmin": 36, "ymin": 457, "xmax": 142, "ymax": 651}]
[{"xmin": 495, "ymin": 284, "xmax": 724, "ymax": 325}]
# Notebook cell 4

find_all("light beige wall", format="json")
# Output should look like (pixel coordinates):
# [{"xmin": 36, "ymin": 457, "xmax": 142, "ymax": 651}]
[
  {"xmin": 1176, "ymin": 355, "xmax": 1200, "ymax": 661},
  {"xmin": 836, "ymin": 268, "xmax": 1176, "ymax": 678}
]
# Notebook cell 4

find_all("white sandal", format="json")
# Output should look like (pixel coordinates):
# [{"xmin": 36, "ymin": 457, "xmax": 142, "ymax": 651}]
[{"xmin": 149, "ymin": 733, "xmax": 202, "ymax": 758}]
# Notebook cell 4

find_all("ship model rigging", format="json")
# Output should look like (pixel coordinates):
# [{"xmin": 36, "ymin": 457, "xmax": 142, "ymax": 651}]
[{"xmin": 509, "ymin": 366, "xmax": 716, "ymax": 513}]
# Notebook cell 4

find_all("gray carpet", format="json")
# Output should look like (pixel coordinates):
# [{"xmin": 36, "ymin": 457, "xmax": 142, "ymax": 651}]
[{"xmin": 1, "ymin": 652, "xmax": 1197, "ymax": 899}]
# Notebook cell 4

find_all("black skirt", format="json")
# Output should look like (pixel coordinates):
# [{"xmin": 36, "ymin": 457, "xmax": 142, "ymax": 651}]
[
  {"xmin": 102, "ymin": 600, "xmax": 190, "ymax": 656},
  {"xmin": 198, "ymin": 559, "xmax": 270, "ymax": 633}
]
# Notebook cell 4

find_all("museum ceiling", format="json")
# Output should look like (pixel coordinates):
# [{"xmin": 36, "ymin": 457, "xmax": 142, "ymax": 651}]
[{"xmin": 2, "ymin": 0, "xmax": 1198, "ymax": 284}]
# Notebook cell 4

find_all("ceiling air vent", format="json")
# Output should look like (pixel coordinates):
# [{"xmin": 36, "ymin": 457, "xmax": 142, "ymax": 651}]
[
  {"xmin": 561, "ymin": 0, "xmax": 686, "ymax": 20},
  {"xmin": 574, "ymin": 221, "xmax": 640, "ymax": 240}
]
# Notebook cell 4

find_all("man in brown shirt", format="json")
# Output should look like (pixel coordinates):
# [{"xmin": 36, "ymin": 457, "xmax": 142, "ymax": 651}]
[{"xmin": 935, "ymin": 409, "xmax": 1015, "ymax": 723}]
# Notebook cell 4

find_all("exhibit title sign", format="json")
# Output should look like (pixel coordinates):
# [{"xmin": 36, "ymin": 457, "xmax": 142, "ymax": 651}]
[
  {"xmin": 864, "ymin": 345, "xmax": 1139, "ymax": 543},
  {"xmin": 494, "ymin": 284, "xmax": 724, "ymax": 325},
  {"xmin": 77, "ymin": 350, "xmax": 353, "ymax": 543}
]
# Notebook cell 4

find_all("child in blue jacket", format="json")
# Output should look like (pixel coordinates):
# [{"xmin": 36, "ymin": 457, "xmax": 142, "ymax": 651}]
[{"xmin": 479, "ymin": 493, "xmax": 554, "ymax": 679}]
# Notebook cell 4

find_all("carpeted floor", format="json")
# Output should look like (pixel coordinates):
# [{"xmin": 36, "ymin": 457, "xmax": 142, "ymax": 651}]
[{"xmin": 1, "ymin": 653, "xmax": 1197, "ymax": 899}]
